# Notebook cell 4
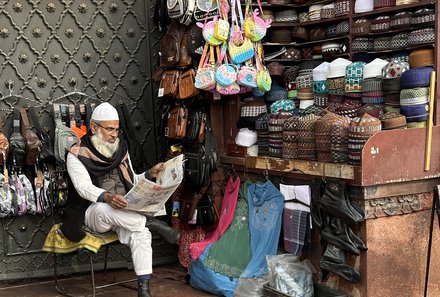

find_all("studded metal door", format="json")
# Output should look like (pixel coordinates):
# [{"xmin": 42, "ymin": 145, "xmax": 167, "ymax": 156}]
[{"xmin": 0, "ymin": 0, "xmax": 173, "ymax": 280}]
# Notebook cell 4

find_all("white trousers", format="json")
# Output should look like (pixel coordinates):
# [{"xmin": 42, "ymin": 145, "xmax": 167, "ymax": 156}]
[{"xmin": 85, "ymin": 203, "xmax": 152, "ymax": 276}]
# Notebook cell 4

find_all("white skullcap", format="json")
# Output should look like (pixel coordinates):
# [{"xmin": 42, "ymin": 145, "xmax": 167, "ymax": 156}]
[
  {"xmin": 91, "ymin": 102, "xmax": 119, "ymax": 121},
  {"xmin": 235, "ymin": 128, "xmax": 258, "ymax": 147}
]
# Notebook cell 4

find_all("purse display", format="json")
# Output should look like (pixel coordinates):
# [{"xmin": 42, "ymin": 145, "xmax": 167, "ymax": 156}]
[{"xmin": 195, "ymin": 44, "xmax": 217, "ymax": 91}]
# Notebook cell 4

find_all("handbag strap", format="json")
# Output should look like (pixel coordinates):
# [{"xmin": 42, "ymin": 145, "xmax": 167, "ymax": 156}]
[{"xmin": 198, "ymin": 43, "xmax": 210, "ymax": 70}]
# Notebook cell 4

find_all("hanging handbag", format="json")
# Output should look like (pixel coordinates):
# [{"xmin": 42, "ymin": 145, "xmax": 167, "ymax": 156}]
[
  {"xmin": 188, "ymin": 23, "xmax": 205, "ymax": 57},
  {"xmin": 228, "ymin": 0, "xmax": 255, "ymax": 64},
  {"xmin": 255, "ymin": 43, "xmax": 272, "ymax": 92},
  {"xmin": 159, "ymin": 70, "xmax": 180, "ymax": 97},
  {"xmin": 216, "ymin": 81, "xmax": 240, "ymax": 95},
  {"xmin": 195, "ymin": 44, "xmax": 217, "ymax": 91},
  {"xmin": 0, "ymin": 115, "xmax": 9, "ymax": 166},
  {"xmin": 243, "ymin": 0, "xmax": 271, "ymax": 42},
  {"xmin": 237, "ymin": 63, "xmax": 258, "ymax": 87},
  {"xmin": 194, "ymin": 0, "xmax": 219, "ymax": 21},
  {"xmin": 20, "ymin": 109, "xmax": 42, "ymax": 165},
  {"xmin": 213, "ymin": 0, "xmax": 229, "ymax": 41},
  {"xmin": 198, "ymin": 15, "xmax": 223, "ymax": 46},
  {"xmin": 214, "ymin": 46, "xmax": 238, "ymax": 86},
  {"xmin": 177, "ymin": 30, "xmax": 193, "ymax": 69},
  {"xmin": 165, "ymin": 106, "xmax": 188, "ymax": 139},
  {"xmin": 176, "ymin": 68, "xmax": 199, "ymax": 99}
]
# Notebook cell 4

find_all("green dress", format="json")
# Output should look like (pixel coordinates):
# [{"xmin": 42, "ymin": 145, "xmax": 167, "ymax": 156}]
[{"xmin": 203, "ymin": 181, "xmax": 253, "ymax": 278}]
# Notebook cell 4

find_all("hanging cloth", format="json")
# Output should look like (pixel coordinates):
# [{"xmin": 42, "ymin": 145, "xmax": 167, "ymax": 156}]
[
  {"xmin": 203, "ymin": 180, "xmax": 253, "ymax": 277},
  {"xmin": 240, "ymin": 180, "xmax": 284, "ymax": 278},
  {"xmin": 190, "ymin": 176, "xmax": 241, "ymax": 261}
]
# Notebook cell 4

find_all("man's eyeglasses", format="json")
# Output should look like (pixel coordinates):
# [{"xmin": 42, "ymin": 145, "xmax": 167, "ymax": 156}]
[{"xmin": 94, "ymin": 122, "xmax": 120, "ymax": 134}]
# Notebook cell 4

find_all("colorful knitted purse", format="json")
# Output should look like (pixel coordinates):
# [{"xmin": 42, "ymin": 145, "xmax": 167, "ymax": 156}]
[
  {"xmin": 197, "ymin": 16, "xmax": 223, "ymax": 46},
  {"xmin": 215, "ymin": 50, "xmax": 238, "ymax": 86},
  {"xmin": 228, "ymin": 0, "xmax": 254, "ymax": 64},
  {"xmin": 244, "ymin": 4, "xmax": 271, "ymax": 41},
  {"xmin": 213, "ymin": 0, "xmax": 229, "ymax": 41},
  {"xmin": 255, "ymin": 43, "xmax": 271, "ymax": 92},
  {"xmin": 237, "ymin": 65, "xmax": 257, "ymax": 87},
  {"xmin": 195, "ymin": 45, "xmax": 217, "ymax": 91}
]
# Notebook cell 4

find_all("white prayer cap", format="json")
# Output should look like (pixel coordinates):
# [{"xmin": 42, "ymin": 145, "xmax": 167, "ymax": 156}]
[{"xmin": 91, "ymin": 102, "xmax": 119, "ymax": 121}]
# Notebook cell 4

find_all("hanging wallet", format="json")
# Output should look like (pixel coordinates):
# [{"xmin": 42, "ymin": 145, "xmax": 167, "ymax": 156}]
[
  {"xmin": 165, "ymin": 106, "xmax": 188, "ymax": 139},
  {"xmin": 176, "ymin": 69, "xmax": 199, "ymax": 100},
  {"xmin": 159, "ymin": 70, "xmax": 180, "ymax": 97}
]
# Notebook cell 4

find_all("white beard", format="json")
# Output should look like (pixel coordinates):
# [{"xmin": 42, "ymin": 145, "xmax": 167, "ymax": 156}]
[{"xmin": 91, "ymin": 129, "xmax": 120, "ymax": 158}]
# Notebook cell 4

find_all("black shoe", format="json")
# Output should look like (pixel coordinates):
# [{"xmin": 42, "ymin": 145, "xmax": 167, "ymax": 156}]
[
  {"xmin": 321, "ymin": 218, "xmax": 360, "ymax": 256},
  {"xmin": 146, "ymin": 218, "xmax": 180, "ymax": 245},
  {"xmin": 320, "ymin": 244, "xmax": 362, "ymax": 283},
  {"xmin": 138, "ymin": 279, "xmax": 152, "ymax": 297},
  {"xmin": 320, "ymin": 179, "xmax": 364, "ymax": 225},
  {"xmin": 348, "ymin": 227, "xmax": 368, "ymax": 251}
]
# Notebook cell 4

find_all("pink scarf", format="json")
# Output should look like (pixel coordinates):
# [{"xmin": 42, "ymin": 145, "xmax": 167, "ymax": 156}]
[{"xmin": 190, "ymin": 176, "xmax": 241, "ymax": 261}]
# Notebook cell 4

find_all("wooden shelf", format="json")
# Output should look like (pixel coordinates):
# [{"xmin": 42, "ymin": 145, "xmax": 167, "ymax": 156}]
[
  {"xmin": 353, "ymin": 0, "xmax": 435, "ymax": 18},
  {"xmin": 270, "ymin": 15, "xmax": 349, "ymax": 27}
]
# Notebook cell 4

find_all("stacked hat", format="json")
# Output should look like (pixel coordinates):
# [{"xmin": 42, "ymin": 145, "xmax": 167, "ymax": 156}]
[
  {"xmin": 270, "ymin": 99, "xmax": 296, "ymax": 113},
  {"xmin": 313, "ymin": 62, "xmax": 330, "ymax": 107},
  {"xmin": 408, "ymin": 27, "xmax": 435, "ymax": 46},
  {"xmin": 348, "ymin": 113, "xmax": 382, "ymax": 165},
  {"xmin": 282, "ymin": 48, "xmax": 302, "ymax": 61},
  {"xmin": 291, "ymin": 27, "xmax": 309, "ymax": 41},
  {"xmin": 269, "ymin": 29, "xmax": 291, "ymax": 43},
  {"xmin": 392, "ymin": 51, "xmax": 410, "ymax": 63},
  {"xmin": 396, "ymin": 0, "xmax": 418, "ymax": 4},
  {"xmin": 380, "ymin": 112, "xmax": 407, "ymax": 130},
  {"xmin": 370, "ymin": 15, "xmax": 391, "ymax": 33},
  {"xmin": 282, "ymin": 116, "xmax": 300, "ymax": 159},
  {"xmin": 297, "ymin": 114, "xmax": 321, "ymax": 160},
  {"xmin": 267, "ymin": 62, "xmax": 285, "ymax": 77},
  {"xmin": 381, "ymin": 59, "xmax": 410, "ymax": 101},
  {"xmin": 315, "ymin": 111, "xmax": 341, "ymax": 162},
  {"xmin": 262, "ymin": 10, "xmax": 275, "ymax": 22},
  {"xmin": 374, "ymin": 0, "xmax": 395, "ymax": 9},
  {"xmin": 390, "ymin": 33, "xmax": 409, "ymax": 50},
  {"xmin": 362, "ymin": 58, "xmax": 388, "ymax": 104},
  {"xmin": 335, "ymin": 0, "xmax": 350, "ymax": 16},
  {"xmin": 255, "ymin": 113, "xmax": 270, "ymax": 155},
  {"xmin": 328, "ymin": 58, "xmax": 352, "ymax": 96},
  {"xmin": 235, "ymin": 128, "xmax": 258, "ymax": 147},
  {"xmin": 374, "ymin": 36, "xmax": 391, "ymax": 51},
  {"xmin": 283, "ymin": 65, "xmax": 300, "ymax": 84},
  {"xmin": 308, "ymin": 4, "xmax": 324, "ymax": 21},
  {"xmin": 411, "ymin": 8, "xmax": 435, "ymax": 26},
  {"xmin": 390, "ymin": 11, "xmax": 412, "ymax": 29},
  {"xmin": 275, "ymin": 9, "xmax": 299, "ymax": 22},
  {"xmin": 331, "ymin": 116, "xmax": 351, "ymax": 163},
  {"xmin": 355, "ymin": 0, "xmax": 374, "ymax": 13},
  {"xmin": 322, "ymin": 42, "xmax": 341, "ymax": 60},
  {"xmin": 352, "ymin": 19, "xmax": 371, "ymax": 36},
  {"xmin": 357, "ymin": 104, "xmax": 385, "ymax": 118},
  {"xmin": 310, "ymin": 27, "xmax": 327, "ymax": 41},
  {"xmin": 352, "ymin": 37, "xmax": 374, "ymax": 53},
  {"xmin": 238, "ymin": 97, "xmax": 268, "ymax": 129},
  {"xmin": 327, "ymin": 24, "xmax": 338, "ymax": 38},
  {"xmin": 335, "ymin": 99, "xmax": 362, "ymax": 118},
  {"xmin": 400, "ymin": 66, "xmax": 433, "ymax": 126},
  {"xmin": 298, "ymin": 12, "xmax": 309, "ymax": 23},
  {"xmin": 345, "ymin": 62, "xmax": 366, "ymax": 93},
  {"xmin": 336, "ymin": 20, "xmax": 349, "ymax": 36},
  {"xmin": 321, "ymin": 3, "xmax": 335, "ymax": 19},
  {"xmin": 409, "ymin": 48, "xmax": 434, "ymax": 68},
  {"xmin": 268, "ymin": 112, "xmax": 283, "ymax": 157},
  {"xmin": 266, "ymin": 85, "xmax": 288, "ymax": 102}
]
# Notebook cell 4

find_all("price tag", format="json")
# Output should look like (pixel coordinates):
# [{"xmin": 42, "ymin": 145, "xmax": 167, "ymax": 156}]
[
  {"xmin": 213, "ymin": 93, "xmax": 221, "ymax": 101},
  {"xmin": 158, "ymin": 88, "xmax": 164, "ymax": 97}
]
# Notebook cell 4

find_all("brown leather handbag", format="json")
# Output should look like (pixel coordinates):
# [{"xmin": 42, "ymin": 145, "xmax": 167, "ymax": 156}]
[
  {"xmin": 177, "ymin": 31, "xmax": 192, "ymax": 69},
  {"xmin": 0, "ymin": 115, "xmax": 9, "ymax": 165},
  {"xmin": 176, "ymin": 69, "xmax": 199, "ymax": 100},
  {"xmin": 159, "ymin": 70, "xmax": 180, "ymax": 97},
  {"xmin": 165, "ymin": 107, "xmax": 188, "ymax": 139},
  {"xmin": 20, "ymin": 109, "xmax": 42, "ymax": 165}
]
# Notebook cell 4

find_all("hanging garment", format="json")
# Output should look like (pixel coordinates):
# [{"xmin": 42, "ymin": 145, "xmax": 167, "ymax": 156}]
[
  {"xmin": 280, "ymin": 184, "xmax": 311, "ymax": 256},
  {"xmin": 190, "ymin": 176, "xmax": 241, "ymax": 261},
  {"xmin": 241, "ymin": 180, "xmax": 284, "ymax": 278},
  {"xmin": 203, "ymin": 181, "xmax": 252, "ymax": 278}
]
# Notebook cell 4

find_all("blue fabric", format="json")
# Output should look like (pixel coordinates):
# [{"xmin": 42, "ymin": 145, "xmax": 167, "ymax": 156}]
[
  {"xmin": 190, "ymin": 244, "xmax": 238, "ymax": 297},
  {"xmin": 241, "ymin": 180, "xmax": 285, "ymax": 278},
  {"xmin": 137, "ymin": 274, "xmax": 151, "ymax": 280}
]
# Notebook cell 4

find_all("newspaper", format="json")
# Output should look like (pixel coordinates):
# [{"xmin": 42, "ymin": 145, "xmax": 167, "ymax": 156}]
[{"xmin": 124, "ymin": 154, "xmax": 184, "ymax": 216}]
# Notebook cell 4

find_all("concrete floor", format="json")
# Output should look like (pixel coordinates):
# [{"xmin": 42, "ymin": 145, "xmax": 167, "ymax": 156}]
[{"xmin": 0, "ymin": 263, "xmax": 215, "ymax": 297}]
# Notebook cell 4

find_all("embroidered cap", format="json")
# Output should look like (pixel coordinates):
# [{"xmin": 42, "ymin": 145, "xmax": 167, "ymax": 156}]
[{"xmin": 91, "ymin": 102, "xmax": 119, "ymax": 121}]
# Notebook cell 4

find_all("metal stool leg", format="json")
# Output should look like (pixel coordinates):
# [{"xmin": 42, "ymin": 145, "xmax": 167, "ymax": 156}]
[{"xmin": 90, "ymin": 254, "xmax": 96, "ymax": 297}]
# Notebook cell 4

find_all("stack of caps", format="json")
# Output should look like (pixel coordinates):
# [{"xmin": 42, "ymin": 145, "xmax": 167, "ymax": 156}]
[
  {"xmin": 409, "ymin": 48, "xmax": 434, "ymax": 68},
  {"xmin": 235, "ymin": 128, "xmax": 258, "ymax": 149},
  {"xmin": 352, "ymin": 37, "xmax": 374, "ymax": 53},
  {"xmin": 269, "ymin": 29, "xmax": 291, "ymax": 43},
  {"xmin": 355, "ymin": 0, "xmax": 373, "ymax": 13},
  {"xmin": 370, "ymin": 15, "xmax": 391, "ymax": 33},
  {"xmin": 352, "ymin": 19, "xmax": 371, "ymax": 36},
  {"xmin": 335, "ymin": 100, "xmax": 362, "ymax": 118},
  {"xmin": 328, "ymin": 58, "xmax": 352, "ymax": 96},
  {"xmin": 298, "ymin": 12, "xmax": 309, "ymax": 23},
  {"xmin": 268, "ymin": 112, "xmax": 283, "ymax": 157},
  {"xmin": 297, "ymin": 114, "xmax": 321, "ymax": 160},
  {"xmin": 312, "ymin": 45, "xmax": 323, "ymax": 60},
  {"xmin": 310, "ymin": 27, "xmax": 327, "ymax": 41},
  {"xmin": 336, "ymin": 20, "xmax": 349, "ymax": 36},
  {"xmin": 255, "ymin": 113, "xmax": 270, "ymax": 155},
  {"xmin": 331, "ymin": 116, "xmax": 351, "ymax": 163},
  {"xmin": 380, "ymin": 112, "xmax": 407, "ymax": 130},
  {"xmin": 313, "ymin": 62, "xmax": 330, "ymax": 107},
  {"xmin": 357, "ymin": 104, "xmax": 384, "ymax": 118},
  {"xmin": 322, "ymin": 42, "xmax": 341, "ymax": 60},
  {"xmin": 275, "ymin": 9, "xmax": 298, "ymax": 22},
  {"xmin": 266, "ymin": 84, "xmax": 288, "ymax": 102},
  {"xmin": 348, "ymin": 113, "xmax": 382, "ymax": 165},
  {"xmin": 374, "ymin": 36, "xmax": 391, "ymax": 52},
  {"xmin": 362, "ymin": 58, "xmax": 388, "ymax": 104},
  {"xmin": 282, "ymin": 48, "xmax": 302, "ymax": 61},
  {"xmin": 270, "ymin": 98, "xmax": 296, "ymax": 113},
  {"xmin": 411, "ymin": 8, "xmax": 435, "ymax": 26},
  {"xmin": 408, "ymin": 28, "xmax": 435, "ymax": 47},
  {"xmin": 291, "ymin": 27, "xmax": 309, "ymax": 42},
  {"xmin": 400, "ymin": 66, "xmax": 433, "ymax": 127},
  {"xmin": 238, "ymin": 97, "xmax": 268, "ymax": 129},
  {"xmin": 308, "ymin": 4, "xmax": 324, "ymax": 21},
  {"xmin": 302, "ymin": 47, "xmax": 313, "ymax": 60},
  {"xmin": 267, "ymin": 62, "xmax": 285, "ymax": 77},
  {"xmin": 283, "ymin": 65, "xmax": 300, "ymax": 100},
  {"xmin": 374, "ymin": 0, "xmax": 395, "ymax": 9},
  {"xmin": 345, "ymin": 62, "xmax": 366, "ymax": 94},
  {"xmin": 315, "ymin": 111, "xmax": 341, "ymax": 162},
  {"xmin": 390, "ymin": 11, "xmax": 412, "ymax": 29},
  {"xmin": 335, "ymin": 0, "xmax": 350, "ymax": 16},
  {"xmin": 396, "ymin": 0, "xmax": 418, "ymax": 4},
  {"xmin": 327, "ymin": 24, "xmax": 337, "ymax": 38},
  {"xmin": 320, "ymin": 3, "xmax": 335, "ymax": 19},
  {"xmin": 381, "ymin": 59, "xmax": 410, "ymax": 107},
  {"xmin": 392, "ymin": 50, "xmax": 410, "ymax": 63},
  {"xmin": 391, "ymin": 33, "xmax": 409, "ymax": 50},
  {"xmin": 262, "ymin": 10, "xmax": 275, "ymax": 22},
  {"xmin": 282, "ymin": 115, "xmax": 300, "ymax": 159},
  {"xmin": 297, "ymin": 62, "xmax": 315, "ymax": 109}
]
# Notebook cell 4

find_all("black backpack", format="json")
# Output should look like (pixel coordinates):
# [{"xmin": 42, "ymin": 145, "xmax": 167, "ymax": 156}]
[{"xmin": 184, "ymin": 144, "xmax": 211, "ymax": 187}]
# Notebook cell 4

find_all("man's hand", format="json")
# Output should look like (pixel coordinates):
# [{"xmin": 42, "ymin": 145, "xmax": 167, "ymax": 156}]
[
  {"xmin": 149, "ymin": 162, "xmax": 165, "ymax": 178},
  {"xmin": 104, "ymin": 193, "xmax": 128, "ymax": 209}
]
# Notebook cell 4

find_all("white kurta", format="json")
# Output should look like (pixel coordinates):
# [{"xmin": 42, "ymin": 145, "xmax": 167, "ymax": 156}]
[{"xmin": 66, "ymin": 152, "xmax": 152, "ymax": 275}]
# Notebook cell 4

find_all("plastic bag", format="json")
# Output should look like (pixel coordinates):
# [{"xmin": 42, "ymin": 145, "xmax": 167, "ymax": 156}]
[
  {"xmin": 266, "ymin": 254, "xmax": 314, "ymax": 297},
  {"xmin": 234, "ymin": 275, "xmax": 268, "ymax": 297}
]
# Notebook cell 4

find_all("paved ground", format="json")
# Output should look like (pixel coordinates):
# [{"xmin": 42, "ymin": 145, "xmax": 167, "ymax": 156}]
[{"xmin": 0, "ymin": 263, "xmax": 215, "ymax": 297}]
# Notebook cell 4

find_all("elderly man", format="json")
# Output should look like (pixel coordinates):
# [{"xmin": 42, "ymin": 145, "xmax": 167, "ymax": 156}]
[{"xmin": 61, "ymin": 102, "xmax": 178, "ymax": 297}]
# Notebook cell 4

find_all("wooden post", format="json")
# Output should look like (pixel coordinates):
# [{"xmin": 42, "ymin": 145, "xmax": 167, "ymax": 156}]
[{"xmin": 425, "ymin": 71, "xmax": 436, "ymax": 171}]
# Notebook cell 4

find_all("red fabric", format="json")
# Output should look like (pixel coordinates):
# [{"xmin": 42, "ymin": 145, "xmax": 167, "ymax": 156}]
[{"xmin": 190, "ymin": 177, "xmax": 240, "ymax": 261}]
